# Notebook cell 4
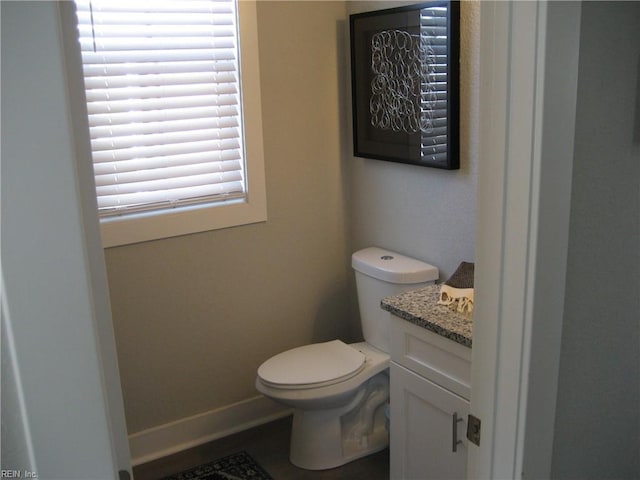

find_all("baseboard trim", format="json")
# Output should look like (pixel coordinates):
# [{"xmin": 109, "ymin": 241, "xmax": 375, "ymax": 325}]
[{"xmin": 128, "ymin": 395, "xmax": 292, "ymax": 466}]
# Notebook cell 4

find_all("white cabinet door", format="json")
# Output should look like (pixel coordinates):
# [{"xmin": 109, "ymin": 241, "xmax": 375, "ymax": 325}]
[{"xmin": 390, "ymin": 362, "xmax": 469, "ymax": 480}]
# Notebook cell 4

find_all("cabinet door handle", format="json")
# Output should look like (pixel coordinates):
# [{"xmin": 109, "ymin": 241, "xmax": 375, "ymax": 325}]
[{"xmin": 452, "ymin": 412, "xmax": 464, "ymax": 452}]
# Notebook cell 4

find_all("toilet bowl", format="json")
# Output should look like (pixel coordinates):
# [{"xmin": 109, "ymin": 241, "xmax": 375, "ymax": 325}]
[
  {"xmin": 256, "ymin": 340, "xmax": 390, "ymax": 470},
  {"xmin": 255, "ymin": 247, "xmax": 439, "ymax": 470}
]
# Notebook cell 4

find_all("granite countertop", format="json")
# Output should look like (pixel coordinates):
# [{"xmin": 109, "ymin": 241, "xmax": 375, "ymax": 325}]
[{"xmin": 381, "ymin": 284, "xmax": 473, "ymax": 348}]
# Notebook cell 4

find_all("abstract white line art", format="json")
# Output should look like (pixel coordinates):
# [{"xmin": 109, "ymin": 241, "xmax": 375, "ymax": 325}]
[{"xmin": 369, "ymin": 29, "xmax": 436, "ymax": 134}]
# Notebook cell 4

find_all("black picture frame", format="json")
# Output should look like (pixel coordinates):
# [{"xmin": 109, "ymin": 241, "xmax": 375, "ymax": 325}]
[{"xmin": 350, "ymin": 1, "xmax": 460, "ymax": 170}]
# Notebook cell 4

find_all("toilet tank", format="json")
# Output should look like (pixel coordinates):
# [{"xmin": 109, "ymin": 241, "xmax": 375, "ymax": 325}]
[{"xmin": 352, "ymin": 247, "xmax": 439, "ymax": 353}]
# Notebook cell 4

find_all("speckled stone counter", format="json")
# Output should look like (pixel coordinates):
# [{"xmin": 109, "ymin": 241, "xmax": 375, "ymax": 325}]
[{"xmin": 381, "ymin": 284, "xmax": 473, "ymax": 348}]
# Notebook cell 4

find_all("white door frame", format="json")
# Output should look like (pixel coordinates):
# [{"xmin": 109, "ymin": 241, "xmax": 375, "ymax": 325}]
[
  {"xmin": 1, "ymin": 2, "xmax": 132, "ymax": 478},
  {"xmin": 469, "ymin": 1, "xmax": 582, "ymax": 478},
  {"xmin": 57, "ymin": 3, "xmax": 133, "ymax": 476}
]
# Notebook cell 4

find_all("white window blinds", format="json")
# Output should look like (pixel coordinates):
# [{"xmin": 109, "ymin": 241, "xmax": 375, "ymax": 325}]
[{"xmin": 73, "ymin": 0, "xmax": 246, "ymax": 217}]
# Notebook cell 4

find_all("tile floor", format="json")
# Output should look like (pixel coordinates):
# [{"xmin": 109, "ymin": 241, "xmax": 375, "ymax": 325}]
[{"xmin": 132, "ymin": 415, "xmax": 389, "ymax": 480}]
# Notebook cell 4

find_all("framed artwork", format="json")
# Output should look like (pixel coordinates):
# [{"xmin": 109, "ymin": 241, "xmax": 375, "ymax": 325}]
[{"xmin": 350, "ymin": 1, "xmax": 460, "ymax": 169}]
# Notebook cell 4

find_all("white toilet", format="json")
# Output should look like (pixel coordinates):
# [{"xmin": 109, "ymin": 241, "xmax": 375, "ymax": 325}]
[{"xmin": 255, "ymin": 247, "xmax": 438, "ymax": 470}]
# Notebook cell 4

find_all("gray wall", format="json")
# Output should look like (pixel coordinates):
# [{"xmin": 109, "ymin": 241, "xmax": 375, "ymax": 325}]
[
  {"xmin": 346, "ymin": 1, "xmax": 480, "ymax": 282},
  {"xmin": 552, "ymin": 2, "xmax": 640, "ymax": 478}
]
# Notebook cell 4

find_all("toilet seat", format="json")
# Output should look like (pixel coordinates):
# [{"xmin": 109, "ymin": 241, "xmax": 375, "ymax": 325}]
[{"xmin": 257, "ymin": 340, "xmax": 366, "ymax": 390}]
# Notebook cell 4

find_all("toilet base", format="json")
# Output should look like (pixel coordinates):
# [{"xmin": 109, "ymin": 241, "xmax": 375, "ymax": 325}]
[{"xmin": 289, "ymin": 372, "xmax": 389, "ymax": 470}]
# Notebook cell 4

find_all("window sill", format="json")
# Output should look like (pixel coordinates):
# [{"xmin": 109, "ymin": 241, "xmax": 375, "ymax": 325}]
[{"xmin": 100, "ymin": 195, "xmax": 267, "ymax": 247}]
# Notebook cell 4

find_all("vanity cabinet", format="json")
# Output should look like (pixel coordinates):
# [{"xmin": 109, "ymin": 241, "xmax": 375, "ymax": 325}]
[{"xmin": 389, "ymin": 314, "xmax": 472, "ymax": 480}]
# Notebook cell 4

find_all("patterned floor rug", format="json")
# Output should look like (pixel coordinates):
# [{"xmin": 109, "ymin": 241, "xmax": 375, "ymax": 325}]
[{"xmin": 160, "ymin": 451, "xmax": 274, "ymax": 480}]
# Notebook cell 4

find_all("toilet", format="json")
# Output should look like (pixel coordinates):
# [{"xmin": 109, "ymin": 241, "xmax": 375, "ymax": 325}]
[{"xmin": 255, "ymin": 247, "xmax": 439, "ymax": 470}]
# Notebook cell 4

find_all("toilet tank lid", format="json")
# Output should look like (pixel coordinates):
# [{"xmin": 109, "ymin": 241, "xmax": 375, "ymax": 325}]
[{"xmin": 352, "ymin": 247, "xmax": 439, "ymax": 284}]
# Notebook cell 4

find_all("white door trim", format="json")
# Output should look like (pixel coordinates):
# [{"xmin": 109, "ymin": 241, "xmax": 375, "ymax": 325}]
[
  {"xmin": 2, "ymin": 3, "xmax": 132, "ymax": 478},
  {"xmin": 58, "ymin": 3, "xmax": 133, "ymax": 475},
  {"xmin": 469, "ymin": 1, "xmax": 581, "ymax": 478}
]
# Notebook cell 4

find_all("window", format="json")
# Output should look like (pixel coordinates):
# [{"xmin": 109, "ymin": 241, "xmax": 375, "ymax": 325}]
[{"xmin": 71, "ymin": 0, "xmax": 266, "ymax": 246}]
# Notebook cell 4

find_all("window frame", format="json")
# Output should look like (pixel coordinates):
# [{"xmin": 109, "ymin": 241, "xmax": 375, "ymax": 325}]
[{"xmin": 61, "ymin": 0, "xmax": 267, "ymax": 247}]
